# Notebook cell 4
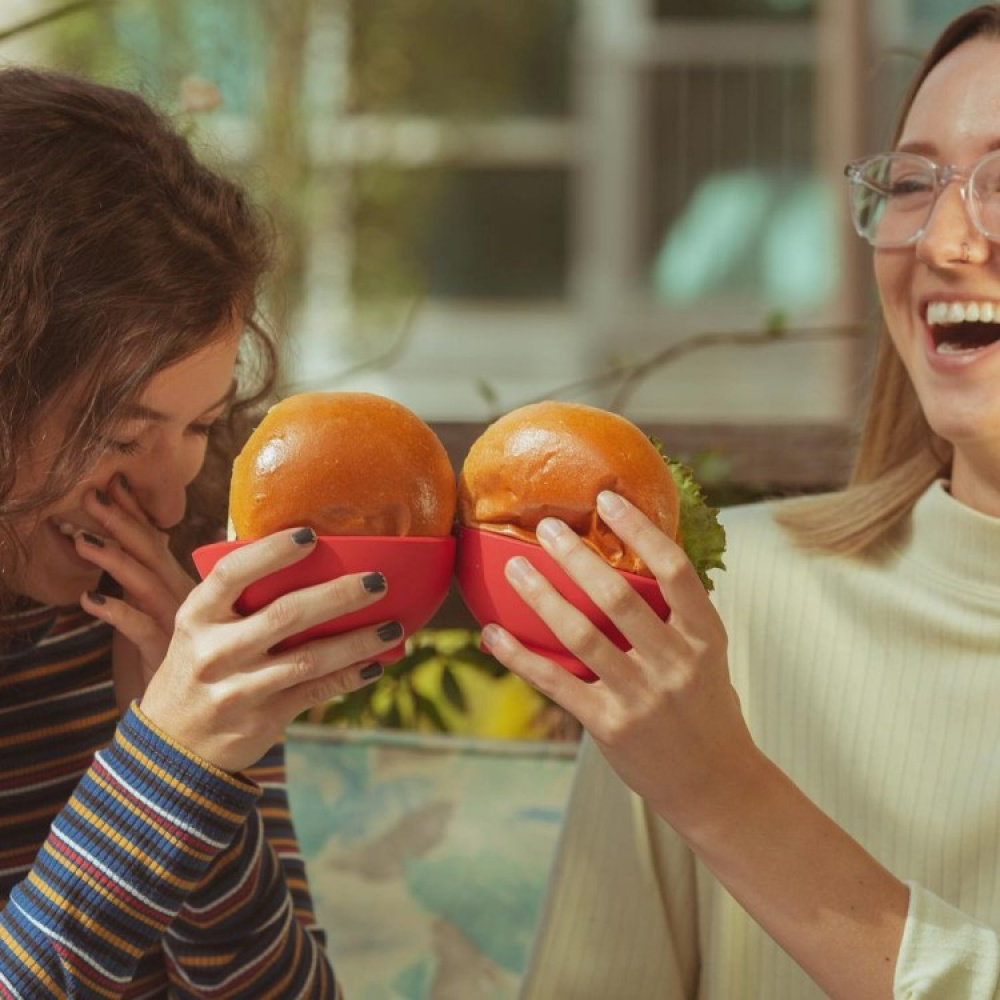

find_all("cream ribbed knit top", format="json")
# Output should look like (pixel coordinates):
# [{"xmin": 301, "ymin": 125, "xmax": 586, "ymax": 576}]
[{"xmin": 520, "ymin": 481, "xmax": 1000, "ymax": 999}]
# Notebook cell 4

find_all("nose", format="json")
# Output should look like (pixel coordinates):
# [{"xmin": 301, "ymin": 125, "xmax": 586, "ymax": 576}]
[
  {"xmin": 118, "ymin": 440, "xmax": 206, "ymax": 531},
  {"xmin": 915, "ymin": 178, "xmax": 987, "ymax": 266}
]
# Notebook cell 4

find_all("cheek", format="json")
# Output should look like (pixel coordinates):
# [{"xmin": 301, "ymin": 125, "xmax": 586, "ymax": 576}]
[
  {"xmin": 873, "ymin": 249, "xmax": 912, "ymax": 303},
  {"xmin": 873, "ymin": 253, "xmax": 912, "ymax": 335}
]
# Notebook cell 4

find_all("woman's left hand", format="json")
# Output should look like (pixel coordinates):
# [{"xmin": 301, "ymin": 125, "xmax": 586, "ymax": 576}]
[
  {"xmin": 482, "ymin": 490, "xmax": 762, "ymax": 835},
  {"xmin": 74, "ymin": 478, "xmax": 196, "ymax": 708}
]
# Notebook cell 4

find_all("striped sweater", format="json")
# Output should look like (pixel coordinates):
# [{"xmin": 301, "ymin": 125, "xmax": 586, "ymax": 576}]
[{"xmin": 0, "ymin": 601, "xmax": 341, "ymax": 999}]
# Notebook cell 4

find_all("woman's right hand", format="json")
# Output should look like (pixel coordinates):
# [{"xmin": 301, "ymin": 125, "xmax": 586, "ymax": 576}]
[
  {"xmin": 481, "ymin": 493, "xmax": 761, "ymax": 832},
  {"xmin": 138, "ymin": 527, "xmax": 395, "ymax": 772}
]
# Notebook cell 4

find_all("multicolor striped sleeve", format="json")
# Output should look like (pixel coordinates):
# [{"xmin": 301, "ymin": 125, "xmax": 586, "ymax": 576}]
[
  {"xmin": 164, "ymin": 741, "xmax": 341, "ymax": 998},
  {"xmin": 0, "ymin": 705, "xmax": 260, "ymax": 998}
]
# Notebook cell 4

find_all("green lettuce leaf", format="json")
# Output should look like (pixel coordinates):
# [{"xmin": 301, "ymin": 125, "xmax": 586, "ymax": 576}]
[{"xmin": 651, "ymin": 438, "xmax": 727, "ymax": 591}]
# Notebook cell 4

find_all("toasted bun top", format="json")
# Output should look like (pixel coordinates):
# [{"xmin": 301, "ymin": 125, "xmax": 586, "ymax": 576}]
[
  {"xmin": 458, "ymin": 401, "xmax": 679, "ymax": 576},
  {"xmin": 230, "ymin": 391, "xmax": 457, "ymax": 538}
]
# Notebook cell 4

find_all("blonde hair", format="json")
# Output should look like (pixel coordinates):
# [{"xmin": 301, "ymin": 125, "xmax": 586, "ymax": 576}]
[{"xmin": 776, "ymin": 4, "xmax": 1000, "ymax": 555}]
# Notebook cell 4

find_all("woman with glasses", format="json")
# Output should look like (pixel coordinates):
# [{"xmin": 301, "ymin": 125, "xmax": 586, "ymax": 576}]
[
  {"xmin": 0, "ymin": 68, "xmax": 394, "ymax": 997},
  {"xmin": 502, "ymin": 5, "xmax": 1000, "ymax": 998}
]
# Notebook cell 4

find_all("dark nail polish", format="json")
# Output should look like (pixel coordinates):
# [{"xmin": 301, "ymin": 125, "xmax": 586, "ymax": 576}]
[
  {"xmin": 117, "ymin": 474, "xmax": 132, "ymax": 494},
  {"xmin": 95, "ymin": 489, "xmax": 112, "ymax": 506},
  {"xmin": 360, "ymin": 662, "xmax": 383, "ymax": 682},
  {"xmin": 81, "ymin": 532, "xmax": 105, "ymax": 548},
  {"xmin": 291, "ymin": 527, "xmax": 316, "ymax": 546},
  {"xmin": 86, "ymin": 590, "xmax": 107, "ymax": 605},
  {"xmin": 362, "ymin": 572, "xmax": 387, "ymax": 594},
  {"xmin": 377, "ymin": 620, "xmax": 403, "ymax": 643}
]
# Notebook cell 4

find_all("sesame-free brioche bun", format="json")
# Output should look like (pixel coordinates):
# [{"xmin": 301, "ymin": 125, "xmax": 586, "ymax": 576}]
[
  {"xmin": 230, "ymin": 391, "xmax": 457, "ymax": 539},
  {"xmin": 457, "ymin": 401, "xmax": 679, "ymax": 577}
]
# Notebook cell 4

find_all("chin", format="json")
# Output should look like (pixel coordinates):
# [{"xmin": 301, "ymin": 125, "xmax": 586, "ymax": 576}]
[{"xmin": 923, "ymin": 407, "xmax": 1000, "ymax": 450}]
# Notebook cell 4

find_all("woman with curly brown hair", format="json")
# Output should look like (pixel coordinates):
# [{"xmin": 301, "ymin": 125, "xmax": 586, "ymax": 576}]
[{"xmin": 0, "ymin": 68, "xmax": 395, "ymax": 997}]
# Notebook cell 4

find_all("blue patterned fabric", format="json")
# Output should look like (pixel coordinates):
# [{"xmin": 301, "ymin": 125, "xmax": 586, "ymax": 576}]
[{"xmin": 286, "ymin": 726, "xmax": 577, "ymax": 1000}]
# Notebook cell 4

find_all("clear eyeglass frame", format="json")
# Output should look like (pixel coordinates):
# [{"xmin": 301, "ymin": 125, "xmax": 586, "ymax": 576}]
[{"xmin": 843, "ymin": 148, "xmax": 1000, "ymax": 248}]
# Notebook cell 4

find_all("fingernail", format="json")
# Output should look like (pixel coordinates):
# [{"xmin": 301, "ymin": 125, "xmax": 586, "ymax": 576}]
[
  {"xmin": 117, "ymin": 474, "xmax": 132, "ymax": 494},
  {"xmin": 291, "ymin": 527, "xmax": 316, "ymax": 546},
  {"xmin": 86, "ymin": 590, "xmax": 107, "ymax": 605},
  {"xmin": 80, "ymin": 532, "xmax": 105, "ymax": 548},
  {"xmin": 597, "ymin": 491, "xmax": 626, "ymax": 519},
  {"xmin": 480, "ymin": 623, "xmax": 500, "ymax": 651},
  {"xmin": 95, "ymin": 489, "xmax": 112, "ymax": 506},
  {"xmin": 360, "ymin": 662, "xmax": 383, "ymax": 682},
  {"xmin": 377, "ymin": 620, "xmax": 403, "ymax": 643},
  {"xmin": 362, "ymin": 572, "xmax": 387, "ymax": 594},
  {"xmin": 505, "ymin": 555, "xmax": 533, "ymax": 583},
  {"xmin": 535, "ymin": 518, "xmax": 565, "ymax": 545}
]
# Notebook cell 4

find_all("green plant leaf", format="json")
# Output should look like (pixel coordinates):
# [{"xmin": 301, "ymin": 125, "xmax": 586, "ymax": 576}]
[
  {"xmin": 451, "ymin": 644, "xmax": 505, "ymax": 675},
  {"xmin": 391, "ymin": 645, "xmax": 438, "ymax": 675},
  {"xmin": 412, "ymin": 691, "xmax": 449, "ymax": 732},
  {"xmin": 380, "ymin": 702, "xmax": 404, "ymax": 729},
  {"xmin": 440, "ymin": 666, "xmax": 467, "ymax": 711}
]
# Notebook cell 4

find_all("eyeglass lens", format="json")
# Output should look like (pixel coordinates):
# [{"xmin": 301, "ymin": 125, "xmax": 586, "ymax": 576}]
[{"xmin": 849, "ymin": 151, "xmax": 1000, "ymax": 247}]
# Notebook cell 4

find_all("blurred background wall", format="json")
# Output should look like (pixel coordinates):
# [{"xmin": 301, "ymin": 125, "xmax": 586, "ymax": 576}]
[{"xmin": 0, "ymin": 0, "xmax": 966, "ymax": 429}]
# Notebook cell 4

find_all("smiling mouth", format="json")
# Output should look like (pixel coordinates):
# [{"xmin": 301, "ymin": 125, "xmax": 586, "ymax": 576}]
[{"xmin": 926, "ymin": 301, "xmax": 1000, "ymax": 355}]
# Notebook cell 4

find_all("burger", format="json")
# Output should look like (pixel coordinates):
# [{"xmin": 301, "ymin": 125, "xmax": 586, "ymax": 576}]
[
  {"xmin": 457, "ymin": 400, "xmax": 725, "ymax": 589},
  {"xmin": 229, "ymin": 391, "xmax": 457, "ymax": 539}
]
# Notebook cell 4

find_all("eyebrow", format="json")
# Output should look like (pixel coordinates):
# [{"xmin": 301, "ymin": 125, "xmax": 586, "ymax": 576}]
[
  {"xmin": 119, "ymin": 385, "xmax": 237, "ymax": 424},
  {"xmin": 896, "ymin": 138, "xmax": 1000, "ymax": 156}
]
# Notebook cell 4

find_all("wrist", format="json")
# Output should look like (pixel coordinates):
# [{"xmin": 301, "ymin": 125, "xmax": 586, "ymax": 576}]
[
  {"xmin": 132, "ymin": 700, "xmax": 254, "ymax": 787},
  {"xmin": 661, "ymin": 742, "xmax": 781, "ymax": 858}
]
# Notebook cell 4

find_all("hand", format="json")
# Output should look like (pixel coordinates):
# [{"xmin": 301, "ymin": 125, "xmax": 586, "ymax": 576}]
[
  {"xmin": 137, "ymin": 527, "xmax": 396, "ymax": 772},
  {"xmin": 75, "ymin": 477, "xmax": 195, "ymax": 706},
  {"xmin": 482, "ymin": 491, "xmax": 763, "ymax": 834}
]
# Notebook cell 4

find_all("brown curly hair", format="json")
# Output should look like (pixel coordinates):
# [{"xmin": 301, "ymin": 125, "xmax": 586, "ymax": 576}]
[{"xmin": 0, "ymin": 67, "xmax": 279, "ymax": 594}]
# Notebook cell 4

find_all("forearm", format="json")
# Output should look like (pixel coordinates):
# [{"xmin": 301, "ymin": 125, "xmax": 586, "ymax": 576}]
[
  {"xmin": 0, "ymin": 705, "xmax": 258, "ymax": 998},
  {"xmin": 674, "ymin": 750, "xmax": 907, "ymax": 1000},
  {"xmin": 166, "ymin": 744, "xmax": 339, "ymax": 998},
  {"xmin": 166, "ymin": 811, "xmax": 339, "ymax": 998}
]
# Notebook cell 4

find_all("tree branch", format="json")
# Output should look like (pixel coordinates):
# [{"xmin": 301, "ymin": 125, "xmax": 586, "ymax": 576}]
[{"xmin": 513, "ymin": 323, "xmax": 866, "ymax": 414}]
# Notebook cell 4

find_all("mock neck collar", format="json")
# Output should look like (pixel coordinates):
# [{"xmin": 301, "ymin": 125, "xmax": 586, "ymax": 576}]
[{"xmin": 894, "ymin": 479, "xmax": 1000, "ymax": 594}]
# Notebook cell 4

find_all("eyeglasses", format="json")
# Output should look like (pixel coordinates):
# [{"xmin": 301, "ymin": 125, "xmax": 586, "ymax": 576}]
[{"xmin": 844, "ymin": 149, "xmax": 1000, "ymax": 248}]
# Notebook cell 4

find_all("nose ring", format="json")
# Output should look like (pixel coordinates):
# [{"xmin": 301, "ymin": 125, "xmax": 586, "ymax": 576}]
[{"xmin": 961, "ymin": 241, "xmax": 971, "ymax": 263}]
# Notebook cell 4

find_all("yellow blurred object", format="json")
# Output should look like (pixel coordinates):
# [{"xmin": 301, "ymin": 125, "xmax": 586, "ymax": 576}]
[
  {"xmin": 364, "ymin": 629, "xmax": 552, "ymax": 740},
  {"xmin": 311, "ymin": 628, "xmax": 580, "ymax": 740},
  {"xmin": 416, "ymin": 660, "xmax": 551, "ymax": 740}
]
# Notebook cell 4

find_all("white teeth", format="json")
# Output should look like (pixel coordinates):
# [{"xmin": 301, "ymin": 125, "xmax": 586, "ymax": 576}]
[
  {"xmin": 927, "ymin": 300, "xmax": 1000, "ymax": 325},
  {"xmin": 936, "ymin": 341, "xmax": 974, "ymax": 354}
]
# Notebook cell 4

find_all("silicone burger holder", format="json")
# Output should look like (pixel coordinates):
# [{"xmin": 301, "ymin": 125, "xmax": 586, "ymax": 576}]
[
  {"xmin": 454, "ymin": 525, "xmax": 669, "ymax": 682},
  {"xmin": 192, "ymin": 535, "xmax": 456, "ymax": 661}
]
